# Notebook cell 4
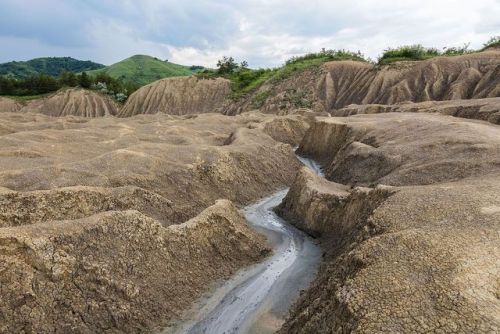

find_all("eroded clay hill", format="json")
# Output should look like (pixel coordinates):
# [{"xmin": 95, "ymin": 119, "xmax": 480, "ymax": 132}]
[
  {"xmin": 277, "ymin": 113, "xmax": 500, "ymax": 333},
  {"xmin": 18, "ymin": 88, "xmax": 118, "ymax": 117},
  {"xmin": 227, "ymin": 49, "xmax": 500, "ymax": 114},
  {"xmin": 0, "ymin": 97, "xmax": 22, "ymax": 113},
  {"xmin": 119, "ymin": 76, "xmax": 231, "ymax": 117},
  {"xmin": 0, "ymin": 110, "xmax": 310, "ymax": 332}
]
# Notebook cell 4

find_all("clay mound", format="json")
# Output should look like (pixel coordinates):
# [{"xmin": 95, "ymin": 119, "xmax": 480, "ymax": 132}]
[
  {"xmin": 0, "ymin": 200, "xmax": 270, "ymax": 333},
  {"xmin": 229, "ymin": 50, "xmax": 500, "ymax": 114},
  {"xmin": 278, "ymin": 113, "xmax": 500, "ymax": 333},
  {"xmin": 0, "ymin": 97, "xmax": 22, "ymax": 113},
  {"xmin": 119, "ymin": 76, "xmax": 231, "ymax": 117},
  {"xmin": 333, "ymin": 97, "xmax": 500, "ymax": 124},
  {"xmin": 20, "ymin": 88, "xmax": 118, "ymax": 117}
]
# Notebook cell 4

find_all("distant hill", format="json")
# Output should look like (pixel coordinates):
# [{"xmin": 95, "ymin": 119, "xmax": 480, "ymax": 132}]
[
  {"xmin": 87, "ymin": 55, "xmax": 200, "ymax": 86},
  {"xmin": 0, "ymin": 57, "xmax": 105, "ymax": 79}
]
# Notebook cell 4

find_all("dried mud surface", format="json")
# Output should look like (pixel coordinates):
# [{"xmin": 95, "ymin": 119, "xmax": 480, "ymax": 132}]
[{"xmin": 278, "ymin": 113, "xmax": 500, "ymax": 333}]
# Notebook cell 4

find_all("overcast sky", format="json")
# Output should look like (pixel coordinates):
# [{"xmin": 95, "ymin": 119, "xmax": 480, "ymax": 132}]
[{"xmin": 0, "ymin": 0, "xmax": 499, "ymax": 68}]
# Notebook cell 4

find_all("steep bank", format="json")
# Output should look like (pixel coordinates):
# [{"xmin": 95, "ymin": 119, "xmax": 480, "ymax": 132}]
[
  {"xmin": 0, "ymin": 200, "xmax": 270, "ymax": 333},
  {"xmin": 119, "ymin": 77, "xmax": 231, "ymax": 117},
  {"xmin": 333, "ymin": 97, "xmax": 500, "ymax": 125},
  {"xmin": 20, "ymin": 88, "xmax": 118, "ymax": 117},
  {"xmin": 225, "ymin": 49, "xmax": 500, "ymax": 115},
  {"xmin": 0, "ymin": 111, "xmax": 310, "ymax": 331},
  {"xmin": 0, "ymin": 112, "xmax": 307, "ymax": 223},
  {"xmin": 277, "ymin": 113, "xmax": 500, "ymax": 333}
]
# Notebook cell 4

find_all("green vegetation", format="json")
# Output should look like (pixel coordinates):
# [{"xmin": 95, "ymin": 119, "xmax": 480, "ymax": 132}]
[
  {"xmin": 482, "ymin": 36, "xmax": 500, "ymax": 50},
  {"xmin": 0, "ymin": 57, "xmax": 104, "ymax": 79},
  {"xmin": 378, "ymin": 43, "xmax": 476, "ymax": 64},
  {"xmin": 87, "ymin": 55, "xmax": 200, "ymax": 86},
  {"xmin": 199, "ymin": 49, "xmax": 368, "ymax": 100},
  {"xmin": 0, "ymin": 71, "xmax": 138, "ymax": 103}
]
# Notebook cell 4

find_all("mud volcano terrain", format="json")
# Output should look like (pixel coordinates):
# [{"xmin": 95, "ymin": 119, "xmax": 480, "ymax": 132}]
[
  {"xmin": 0, "ymin": 48, "xmax": 499, "ymax": 334},
  {"xmin": 0, "ymin": 111, "xmax": 311, "ymax": 332}
]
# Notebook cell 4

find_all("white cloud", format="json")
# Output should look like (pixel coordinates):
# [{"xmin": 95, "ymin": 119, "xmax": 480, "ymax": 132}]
[{"xmin": 0, "ymin": 0, "xmax": 499, "ymax": 67}]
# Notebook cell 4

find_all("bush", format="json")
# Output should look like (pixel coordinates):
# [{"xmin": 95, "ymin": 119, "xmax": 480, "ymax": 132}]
[
  {"xmin": 483, "ymin": 36, "xmax": 500, "ymax": 49},
  {"xmin": 378, "ymin": 45, "xmax": 440, "ymax": 64},
  {"xmin": 285, "ymin": 48, "xmax": 367, "ymax": 65}
]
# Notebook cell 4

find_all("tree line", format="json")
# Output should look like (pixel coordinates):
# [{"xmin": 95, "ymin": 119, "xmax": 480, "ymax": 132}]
[{"xmin": 0, "ymin": 71, "xmax": 139, "ymax": 102}]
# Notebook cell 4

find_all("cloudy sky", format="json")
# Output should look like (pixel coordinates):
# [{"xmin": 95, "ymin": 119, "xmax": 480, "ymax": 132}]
[{"xmin": 0, "ymin": 0, "xmax": 499, "ymax": 68}]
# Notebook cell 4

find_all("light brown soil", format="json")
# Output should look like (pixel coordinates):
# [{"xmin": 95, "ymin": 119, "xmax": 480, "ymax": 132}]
[
  {"xmin": 226, "ymin": 49, "xmax": 500, "ymax": 115},
  {"xmin": 0, "ymin": 97, "xmax": 22, "ymax": 113},
  {"xmin": 0, "ymin": 200, "xmax": 270, "ymax": 333},
  {"xmin": 20, "ymin": 88, "xmax": 118, "ymax": 117},
  {"xmin": 0, "ymin": 111, "xmax": 309, "ymax": 332},
  {"xmin": 119, "ymin": 77, "xmax": 231, "ymax": 117},
  {"xmin": 278, "ymin": 113, "xmax": 500, "ymax": 333},
  {"xmin": 333, "ymin": 97, "xmax": 500, "ymax": 125}
]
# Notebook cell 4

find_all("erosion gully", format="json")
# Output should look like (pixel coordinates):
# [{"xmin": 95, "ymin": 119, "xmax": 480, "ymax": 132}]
[{"xmin": 170, "ymin": 152, "xmax": 324, "ymax": 334}]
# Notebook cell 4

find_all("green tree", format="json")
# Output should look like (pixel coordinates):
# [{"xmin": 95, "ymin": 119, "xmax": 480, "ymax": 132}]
[
  {"xmin": 59, "ymin": 71, "xmax": 78, "ymax": 87},
  {"xmin": 78, "ymin": 72, "xmax": 91, "ymax": 88},
  {"xmin": 216, "ymin": 56, "xmax": 238, "ymax": 75}
]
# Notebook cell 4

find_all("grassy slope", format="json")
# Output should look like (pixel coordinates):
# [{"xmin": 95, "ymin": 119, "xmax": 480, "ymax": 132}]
[
  {"xmin": 87, "ymin": 55, "xmax": 195, "ymax": 86},
  {"xmin": 0, "ymin": 57, "xmax": 105, "ymax": 79}
]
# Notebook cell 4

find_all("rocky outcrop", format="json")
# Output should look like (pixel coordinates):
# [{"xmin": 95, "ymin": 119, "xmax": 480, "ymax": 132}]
[
  {"xmin": 119, "ymin": 76, "xmax": 231, "ymax": 117},
  {"xmin": 0, "ymin": 200, "xmax": 270, "ymax": 333},
  {"xmin": 333, "ymin": 97, "xmax": 500, "ymax": 125},
  {"xmin": 277, "ymin": 113, "xmax": 500, "ymax": 333},
  {"xmin": 20, "ymin": 88, "xmax": 118, "ymax": 117},
  {"xmin": 0, "ymin": 97, "xmax": 22, "ymax": 113},
  {"xmin": 227, "ymin": 50, "xmax": 500, "ymax": 114}
]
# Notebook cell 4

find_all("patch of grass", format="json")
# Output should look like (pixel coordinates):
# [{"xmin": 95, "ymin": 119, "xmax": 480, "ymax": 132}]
[
  {"xmin": 378, "ymin": 43, "xmax": 475, "ymax": 65},
  {"xmin": 4, "ymin": 92, "xmax": 54, "ymax": 102},
  {"xmin": 283, "ymin": 89, "xmax": 312, "ymax": 108},
  {"xmin": 200, "ymin": 49, "xmax": 368, "ymax": 101},
  {"xmin": 251, "ymin": 90, "xmax": 272, "ymax": 109},
  {"xmin": 378, "ymin": 45, "xmax": 440, "ymax": 64},
  {"xmin": 482, "ymin": 36, "xmax": 500, "ymax": 50}
]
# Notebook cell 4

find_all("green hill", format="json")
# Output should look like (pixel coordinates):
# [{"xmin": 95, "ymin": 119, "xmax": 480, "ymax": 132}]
[
  {"xmin": 87, "ymin": 55, "xmax": 199, "ymax": 86},
  {"xmin": 0, "ymin": 57, "xmax": 105, "ymax": 79}
]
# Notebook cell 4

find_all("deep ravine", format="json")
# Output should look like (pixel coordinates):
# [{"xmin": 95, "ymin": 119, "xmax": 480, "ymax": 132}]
[{"xmin": 170, "ymin": 152, "xmax": 324, "ymax": 334}]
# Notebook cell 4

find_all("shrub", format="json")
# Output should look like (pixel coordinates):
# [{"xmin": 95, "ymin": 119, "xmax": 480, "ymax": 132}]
[
  {"xmin": 483, "ymin": 36, "xmax": 500, "ymax": 49},
  {"xmin": 285, "ymin": 48, "xmax": 367, "ymax": 65},
  {"xmin": 378, "ymin": 45, "xmax": 441, "ymax": 64}
]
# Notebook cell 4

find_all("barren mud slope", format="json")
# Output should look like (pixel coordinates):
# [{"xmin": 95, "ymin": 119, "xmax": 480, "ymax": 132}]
[
  {"xmin": 0, "ymin": 97, "xmax": 22, "ymax": 113},
  {"xmin": 119, "ymin": 76, "xmax": 231, "ymax": 117},
  {"xmin": 226, "ymin": 49, "xmax": 500, "ymax": 114},
  {"xmin": 277, "ymin": 113, "xmax": 500, "ymax": 333},
  {"xmin": 0, "ymin": 200, "xmax": 270, "ymax": 333},
  {"xmin": 0, "ymin": 111, "xmax": 309, "ymax": 332},
  {"xmin": 19, "ymin": 88, "xmax": 118, "ymax": 117},
  {"xmin": 0, "ymin": 112, "xmax": 307, "ymax": 223},
  {"xmin": 333, "ymin": 97, "xmax": 500, "ymax": 125}
]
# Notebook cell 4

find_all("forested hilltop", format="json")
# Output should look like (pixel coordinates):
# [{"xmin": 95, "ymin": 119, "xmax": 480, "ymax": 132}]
[{"xmin": 0, "ymin": 57, "xmax": 105, "ymax": 79}]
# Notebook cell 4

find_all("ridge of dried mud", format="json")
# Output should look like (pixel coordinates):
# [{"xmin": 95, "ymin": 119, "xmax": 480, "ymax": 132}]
[
  {"xmin": 227, "ymin": 50, "xmax": 500, "ymax": 115},
  {"xmin": 0, "ymin": 110, "xmax": 311, "ymax": 332},
  {"xmin": 277, "ymin": 113, "xmax": 500, "ymax": 333}
]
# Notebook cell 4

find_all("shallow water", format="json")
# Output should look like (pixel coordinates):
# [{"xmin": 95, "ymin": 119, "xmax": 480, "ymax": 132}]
[{"xmin": 175, "ymin": 155, "xmax": 323, "ymax": 334}]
